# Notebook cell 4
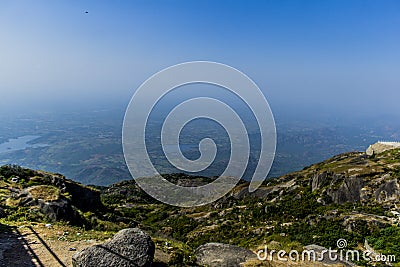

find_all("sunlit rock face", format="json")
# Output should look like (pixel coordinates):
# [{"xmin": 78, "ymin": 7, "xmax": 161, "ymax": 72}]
[{"xmin": 366, "ymin": 141, "xmax": 400, "ymax": 156}]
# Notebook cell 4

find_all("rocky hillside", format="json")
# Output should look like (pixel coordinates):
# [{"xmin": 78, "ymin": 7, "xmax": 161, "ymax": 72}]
[
  {"xmin": 0, "ymin": 165, "xmax": 105, "ymax": 226},
  {"xmin": 1, "ymin": 147, "xmax": 400, "ymax": 266},
  {"xmin": 233, "ymin": 149, "xmax": 400, "ymax": 208}
]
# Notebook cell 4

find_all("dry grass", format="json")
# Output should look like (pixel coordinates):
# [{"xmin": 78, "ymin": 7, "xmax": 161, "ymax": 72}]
[
  {"xmin": 28, "ymin": 185, "xmax": 60, "ymax": 202},
  {"xmin": 5, "ymin": 197, "xmax": 20, "ymax": 207},
  {"xmin": 18, "ymin": 224, "xmax": 104, "ymax": 267}
]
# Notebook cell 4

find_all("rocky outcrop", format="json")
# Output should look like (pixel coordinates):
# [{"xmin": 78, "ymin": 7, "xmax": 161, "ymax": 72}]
[
  {"xmin": 10, "ymin": 187, "xmax": 83, "ymax": 225},
  {"xmin": 64, "ymin": 181, "xmax": 104, "ymax": 212},
  {"xmin": 366, "ymin": 141, "xmax": 400, "ymax": 156},
  {"xmin": 311, "ymin": 172, "xmax": 343, "ymax": 192},
  {"xmin": 327, "ymin": 176, "xmax": 364, "ymax": 204},
  {"xmin": 310, "ymin": 172, "xmax": 365, "ymax": 204},
  {"xmin": 375, "ymin": 179, "xmax": 400, "ymax": 202},
  {"xmin": 37, "ymin": 171, "xmax": 104, "ymax": 212},
  {"xmin": 72, "ymin": 228, "xmax": 155, "ymax": 267},
  {"xmin": 232, "ymin": 186, "xmax": 274, "ymax": 199},
  {"xmin": 195, "ymin": 242, "xmax": 256, "ymax": 267},
  {"xmin": 37, "ymin": 197, "xmax": 82, "ymax": 225}
]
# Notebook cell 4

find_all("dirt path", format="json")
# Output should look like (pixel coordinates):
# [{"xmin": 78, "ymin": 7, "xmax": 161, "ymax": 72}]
[
  {"xmin": 0, "ymin": 223, "xmax": 170, "ymax": 267},
  {"xmin": 0, "ymin": 226, "xmax": 37, "ymax": 267},
  {"xmin": 0, "ymin": 224, "xmax": 101, "ymax": 267}
]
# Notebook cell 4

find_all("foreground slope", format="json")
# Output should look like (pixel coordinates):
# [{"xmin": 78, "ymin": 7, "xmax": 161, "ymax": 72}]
[{"xmin": 0, "ymin": 148, "xmax": 399, "ymax": 265}]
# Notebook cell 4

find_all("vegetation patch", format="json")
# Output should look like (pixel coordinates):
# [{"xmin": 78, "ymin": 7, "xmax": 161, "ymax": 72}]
[{"xmin": 27, "ymin": 185, "xmax": 60, "ymax": 202}]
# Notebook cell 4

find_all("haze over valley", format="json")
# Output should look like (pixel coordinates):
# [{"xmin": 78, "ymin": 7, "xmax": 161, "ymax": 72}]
[{"xmin": 1, "ymin": 1, "xmax": 400, "ymax": 266}]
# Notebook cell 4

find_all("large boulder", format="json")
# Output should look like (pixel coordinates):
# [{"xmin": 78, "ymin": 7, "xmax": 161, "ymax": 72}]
[
  {"xmin": 311, "ymin": 172, "xmax": 365, "ymax": 204},
  {"xmin": 72, "ymin": 228, "xmax": 155, "ymax": 267},
  {"xmin": 366, "ymin": 141, "xmax": 400, "ymax": 156},
  {"xmin": 374, "ymin": 179, "xmax": 400, "ymax": 202},
  {"xmin": 311, "ymin": 172, "xmax": 331, "ymax": 192},
  {"xmin": 10, "ymin": 185, "xmax": 84, "ymax": 225},
  {"xmin": 64, "ymin": 180, "xmax": 104, "ymax": 212},
  {"xmin": 327, "ymin": 176, "xmax": 364, "ymax": 204},
  {"xmin": 37, "ymin": 198, "xmax": 83, "ymax": 225},
  {"xmin": 195, "ymin": 242, "xmax": 256, "ymax": 267}
]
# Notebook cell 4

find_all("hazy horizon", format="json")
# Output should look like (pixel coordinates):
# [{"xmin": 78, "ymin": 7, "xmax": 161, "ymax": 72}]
[{"xmin": 0, "ymin": 0, "xmax": 399, "ymax": 120}]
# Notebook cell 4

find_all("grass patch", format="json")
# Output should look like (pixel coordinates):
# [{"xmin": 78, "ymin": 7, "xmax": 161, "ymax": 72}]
[{"xmin": 28, "ymin": 185, "xmax": 60, "ymax": 201}]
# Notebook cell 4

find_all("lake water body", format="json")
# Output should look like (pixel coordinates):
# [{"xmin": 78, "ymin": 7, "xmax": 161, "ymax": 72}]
[{"xmin": 0, "ymin": 135, "xmax": 49, "ymax": 154}]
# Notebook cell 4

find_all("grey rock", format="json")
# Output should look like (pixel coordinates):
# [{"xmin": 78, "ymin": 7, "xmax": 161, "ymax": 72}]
[
  {"xmin": 366, "ymin": 141, "xmax": 400, "ymax": 156},
  {"xmin": 311, "ymin": 172, "xmax": 331, "ymax": 192},
  {"xmin": 233, "ymin": 187, "xmax": 274, "ymax": 199},
  {"xmin": 64, "ymin": 180, "xmax": 104, "ymax": 212},
  {"xmin": 72, "ymin": 228, "xmax": 154, "ymax": 267},
  {"xmin": 311, "ymin": 172, "xmax": 364, "ymax": 204},
  {"xmin": 327, "ymin": 176, "xmax": 364, "ymax": 204},
  {"xmin": 37, "ymin": 198, "xmax": 83, "ymax": 225},
  {"xmin": 195, "ymin": 242, "xmax": 256, "ymax": 267},
  {"xmin": 375, "ymin": 179, "xmax": 400, "ymax": 202},
  {"xmin": 14, "ymin": 186, "xmax": 83, "ymax": 225}
]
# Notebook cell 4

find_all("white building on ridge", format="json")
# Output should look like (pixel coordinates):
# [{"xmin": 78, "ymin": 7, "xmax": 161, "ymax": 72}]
[{"xmin": 366, "ymin": 141, "xmax": 400, "ymax": 156}]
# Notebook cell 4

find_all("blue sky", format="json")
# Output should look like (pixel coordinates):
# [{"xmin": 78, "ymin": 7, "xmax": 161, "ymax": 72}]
[{"xmin": 0, "ymin": 0, "xmax": 399, "ymax": 117}]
